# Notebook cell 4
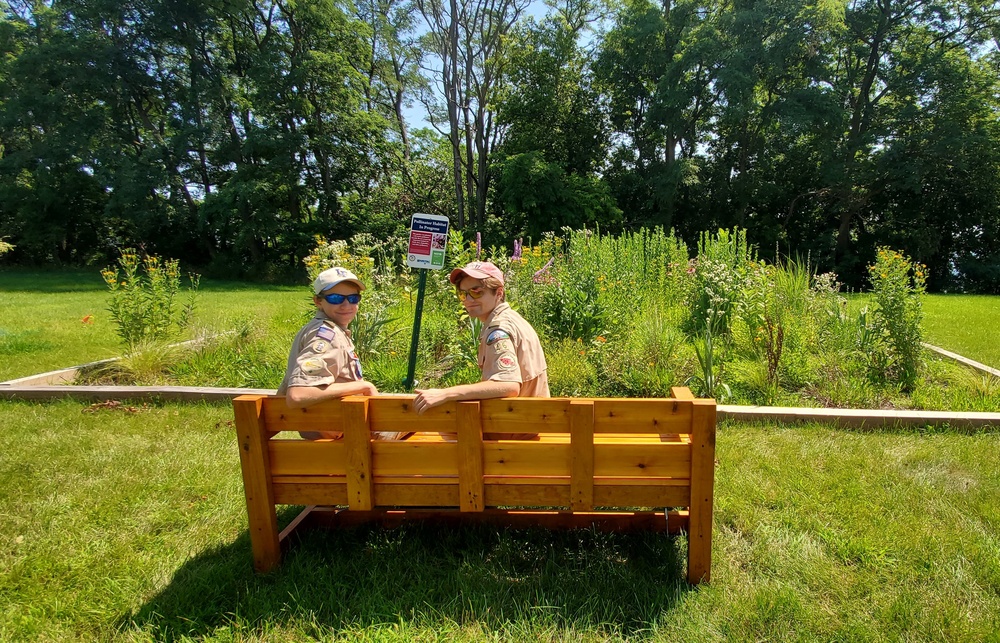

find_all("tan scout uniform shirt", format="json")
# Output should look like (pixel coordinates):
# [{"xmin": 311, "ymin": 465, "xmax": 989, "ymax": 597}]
[
  {"xmin": 478, "ymin": 302, "xmax": 549, "ymax": 397},
  {"xmin": 278, "ymin": 312, "xmax": 362, "ymax": 440},
  {"xmin": 278, "ymin": 312, "xmax": 362, "ymax": 394}
]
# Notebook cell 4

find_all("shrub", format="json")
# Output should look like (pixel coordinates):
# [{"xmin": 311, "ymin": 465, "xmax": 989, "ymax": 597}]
[
  {"xmin": 100, "ymin": 249, "xmax": 199, "ymax": 353},
  {"xmin": 867, "ymin": 248, "xmax": 927, "ymax": 391}
]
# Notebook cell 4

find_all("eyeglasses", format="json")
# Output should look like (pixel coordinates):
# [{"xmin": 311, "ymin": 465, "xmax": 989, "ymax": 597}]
[
  {"xmin": 322, "ymin": 293, "xmax": 362, "ymax": 305},
  {"xmin": 457, "ymin": 287, "xmax": 487, "ymax": 301}
]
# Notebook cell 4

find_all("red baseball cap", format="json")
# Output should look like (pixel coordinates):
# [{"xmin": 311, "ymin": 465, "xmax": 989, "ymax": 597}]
[{"xmin": 449, "ymin": 261, "xmax": 505, "ymax": 286}]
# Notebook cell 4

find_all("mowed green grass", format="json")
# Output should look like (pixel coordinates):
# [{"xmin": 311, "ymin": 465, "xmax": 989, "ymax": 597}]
[
  {"xmin": 923, "ymin": 295, "xmax": 1000, "ymax": 368},
  {"xmin": 0, "ymin": 269, "xmax": 308, "ymax": 381},
  {"xmin": 2, "ymin": 270, "xmax": 998, "ymax": 382},
  {"xmin": 1, "ymin": 400, "xmax": 998, "ymax": 641}
]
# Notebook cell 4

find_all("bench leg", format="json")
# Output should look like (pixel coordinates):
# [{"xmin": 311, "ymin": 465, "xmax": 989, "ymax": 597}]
[
  {"xmin": 245, "ymin": 492, "xmax": 281, "ymax": 573},
  {"xmin": 234, "ymin": 396, "xmax": 281, "ymax": 572}
]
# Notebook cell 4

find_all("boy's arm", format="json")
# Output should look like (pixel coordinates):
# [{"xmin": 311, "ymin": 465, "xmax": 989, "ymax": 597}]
[
  {"xmin": 285, "ymin": 380, "xmax": 379, "ymax": 409},
  {"xmin": 412, "ymin": 380, "xmax": 519, "ymax": 414}
]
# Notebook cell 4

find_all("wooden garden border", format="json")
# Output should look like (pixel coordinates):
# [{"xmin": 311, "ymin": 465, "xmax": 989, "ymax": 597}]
[{"xmin": 2, "ymin": 385, "xmax": 998, "ymax": 429}]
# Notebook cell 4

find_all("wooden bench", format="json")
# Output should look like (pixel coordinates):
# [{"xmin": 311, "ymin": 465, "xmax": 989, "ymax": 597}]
[{"xmin": 233, "ymin": 387, "xmax": 717, "ymax": 583}]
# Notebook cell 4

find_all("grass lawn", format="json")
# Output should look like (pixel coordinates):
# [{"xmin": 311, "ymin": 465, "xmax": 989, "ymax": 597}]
[
  {"xmin": 923, "ymin": 295, "xmax": 1000, "ymax": 368},
  {"xmin": 0, "ymin": 269, "xmax": 308, "ymax": 382},
  {"xmin": 1, "ymin": 400, "xmax": 998, "ymax": 641}
]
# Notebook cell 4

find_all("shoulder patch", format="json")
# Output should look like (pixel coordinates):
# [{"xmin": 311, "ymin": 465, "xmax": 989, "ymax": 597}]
[
  {"xmin": 497, "ymin": 353, "xmax": 517, "ymax": 370},
  {"xmin": 311, "ymin": 339, "xmax": 329, "ymax": 353},
  {"xmin": 301, "ymin": 358, "xmax": 326, "ymax": 375},
  {"xmin": 486, "ymin": 329, "xmax": 511, "ymax": 345},
  {"xmin": 316, "ymin": 326, "xmax": 336, "ymax": 341}
]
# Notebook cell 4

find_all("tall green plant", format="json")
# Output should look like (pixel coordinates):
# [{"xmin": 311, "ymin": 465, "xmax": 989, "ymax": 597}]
[
  {"xmin": 101, "ymin": 249, "xmax": 198, "ymax": 353},
  {"xmin": 867, "ymin": 247, "xmax": 927, "ymax": 391}
]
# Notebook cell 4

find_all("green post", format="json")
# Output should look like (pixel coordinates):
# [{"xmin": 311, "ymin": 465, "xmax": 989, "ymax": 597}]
[{"xmin": 404, "ymin": 269, "xmax": 428, "ymax": 391}]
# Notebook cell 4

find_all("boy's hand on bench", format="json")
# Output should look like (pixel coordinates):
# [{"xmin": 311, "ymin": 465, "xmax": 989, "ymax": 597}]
[{"xmin": 412, "ymin": 388, "xmax": 448, "ymax": 414}]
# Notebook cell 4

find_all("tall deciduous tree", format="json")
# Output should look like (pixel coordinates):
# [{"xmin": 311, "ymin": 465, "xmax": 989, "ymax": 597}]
[
  {"xmin": 416, "ymin": 0, "xmax": 529, "ymax": 229},
  {"xmin": 494, "ymin": 0, "xmax": 620, "ymax": 237}
]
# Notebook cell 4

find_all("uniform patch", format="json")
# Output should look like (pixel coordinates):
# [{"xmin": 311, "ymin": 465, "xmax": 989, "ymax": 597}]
[
  {"xmin": 486, "ymin": 329, "xmax": 511, "ymax": 345},
  {"xmin": 311, "ymin": 340, "xmax": 329, "ymax": 353},
  {"xmin": 317, "ymin": 326, "xmax": 336, "ymax": 341},
  {"xmin": 301, "ymin": 358, "xmax": 325, "ymax": 375},
  {"xmin": 350, "ymin": 352, "xmax": 363, "ymax": 379},
  {"xmin": 497, "ymin": 353, "xmax": 517, "ymax": 370},
  {"xmin": 493, "ymin": 338, "xmax": 514, "ymax": 354}
]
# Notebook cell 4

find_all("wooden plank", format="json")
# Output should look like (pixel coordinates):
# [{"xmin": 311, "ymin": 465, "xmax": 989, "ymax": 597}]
[
  {"xmin": 570, "ymin": 400, "xmax": 595, "ymax": 511},
  {"xmin": 373, "ymin": 484, "xmax": 459, "ymax": 507},
  {"xmin": 593, "ymin": 484, "xmax": 691, "ymax": 508},
  {"xmin": 272, "ymin": 475, "xmax": 346, "ymax": 484},
  {"xmin": 593, "ymin": 443, "xmax": 691, "ymax": 478},
  {"xmin": 233, "ymin": 395, "xmax": 281, "ymax": 572},
  {"xmin": 687, "ymin": 398, "xmax": 717, "ymax": 584},
  {"xmin": 484, "ymin": 484, "xmax": 570, "ymax": 507},
  {"xmin": 482, "ymin": 443, "xmax": 571, "ymax": 476},
  {"xmin": 670, "ymin": 386, "xmax": 695, "ymax": 400},
  {"xmin": 457, "ymin": 402, "xmax": 485, "ymax": 512},
  {"xmin": 371, "ymin": 441, "xmax": 459, "ymax": 476},
  {"xmin": 922, "ymin": 342, "xmax": 1000, "ymax": 378},
  {"xmin": 278, "ymin": 505, "xmax": 319, "ymax": 544},
  {"xmin": 480, "ymin": 475, "xmax": 689, "ymax": 487},
  {"xmin": 593, "ymin": 399, "xmax": 695, "ymax": 434},
  {"xmin": 480, "ymin": 398, "xmax": 571, "ymax": 434},
  {"xmin": 261, "ymin": 396, "xmax": 345, "ymax": 433},
  {"xmin": 715, "ymin": 405, "xmax": 1000, "ymax": 429},
  {"xmin": 269, "ymin": 440, "xmax": 347, "ymax": 475},
  {"xmin": 0, "ymin": 385, "xmax": 274, "ymax": 403},
  {"xmin": 343, "ymin": 397, "xmax": 374, "ymax": 511},
  {"xmin": 272, "ymin": 482, "xmax": 349, "ymax": 505},
  {"xmin": 299, "ymin": 508, "xmax": 688, "ymax": 533},
  {"xmin": 366, "ymin": 395, "xmax": 456, "ymax": 433}
]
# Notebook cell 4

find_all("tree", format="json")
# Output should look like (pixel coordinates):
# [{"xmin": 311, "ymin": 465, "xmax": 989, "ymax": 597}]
[{"xmin": 416, "ymin": 0, "xmax": 530, "ymax": 229}]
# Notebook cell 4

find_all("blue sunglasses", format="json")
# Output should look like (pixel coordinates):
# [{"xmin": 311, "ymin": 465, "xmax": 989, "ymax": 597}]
[{"xmin": 322, "ymin": 293, "xmax": 362, "ymax": 305}]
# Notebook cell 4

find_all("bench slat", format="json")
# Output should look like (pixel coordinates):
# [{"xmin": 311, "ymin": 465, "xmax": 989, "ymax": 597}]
[
  {"xmin": 481, "ymin": 398, "xmax": 571, "ymax": 433},
  {"xmin": 366, "ymin": 395, "xmax": 455, "ymax": 433},
  {"xmin": 262, "ymin": 398, "xmax": 344, "ymax": 432},
  {"xmin": 269, "ymin": 440, "xmax": 691, "ymax": 479},
  {"xmin": 269, "ymin": 440, "xmax": 347, "ymax": 475},
  {"xmin": 273, "ymin": 482, "xmax": 349, "ymax": 505},
  {"xmin": 594, "ymin": 444, "xmax": 691, "ymax": 478},
  {"xmin": 593, "ymin": 399, "xmax": 694, "ymax": 434}
]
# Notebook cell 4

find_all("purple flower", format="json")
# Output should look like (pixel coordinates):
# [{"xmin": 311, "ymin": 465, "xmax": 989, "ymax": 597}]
[
  {"xmin": 511, "ymin": 238, "xmax": 523, "ymax": 261},
  {"xmin": 475, "ymin": 232, "xmax": 482, "ymax": 260}
]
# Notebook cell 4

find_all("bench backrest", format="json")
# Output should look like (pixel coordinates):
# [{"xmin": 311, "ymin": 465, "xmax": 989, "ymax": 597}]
[{"xmin": 234, "ymin": 392, "xmax": 715, "ymax": 513}]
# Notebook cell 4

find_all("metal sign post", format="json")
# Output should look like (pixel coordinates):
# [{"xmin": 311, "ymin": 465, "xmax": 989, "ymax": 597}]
[{"xmin": 404, "ymin": 213, "xmax": 450, "ymax": 390}]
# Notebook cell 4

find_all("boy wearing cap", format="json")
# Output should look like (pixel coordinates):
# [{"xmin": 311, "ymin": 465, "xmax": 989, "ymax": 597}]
[
  {"xmin": 278, "ymin": 267, "xmax": 379, "ymax": 438},
  {"xmin": 413, "ymin": 261, "xmax": 548, "ymax": 421}
]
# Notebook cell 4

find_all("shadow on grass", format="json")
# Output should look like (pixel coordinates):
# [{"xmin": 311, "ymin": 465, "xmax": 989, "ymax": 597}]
[{"xmin": 121, "ymin": 507, "xmax": 690, "ymax": 639}]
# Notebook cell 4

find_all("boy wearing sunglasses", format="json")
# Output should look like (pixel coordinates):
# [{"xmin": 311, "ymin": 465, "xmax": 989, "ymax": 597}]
[
  {"xmin": 277, "ymin": 267, "xmax": 379, "ymax": 437},
  {"xmin": 413, "ymin": 261, "xmax": 548, "ymax": 425}
]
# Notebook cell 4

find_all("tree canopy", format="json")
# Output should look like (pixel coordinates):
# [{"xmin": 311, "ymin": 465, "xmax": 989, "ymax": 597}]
[{"xmin": 2, "ymin": 0, "xmax": 999, "ymax": 290}]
